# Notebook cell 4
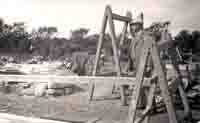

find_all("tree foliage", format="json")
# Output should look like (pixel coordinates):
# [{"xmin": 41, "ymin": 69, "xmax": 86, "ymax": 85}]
[
  {"xmin": 174, "ymin": 30, "xmax": 200, "ymax": 53},
  {"xmin": 31, "ymin": 26, "xmax": 58, "ymax": 39},
  {"xmin": 0, "ymin": 16, "xmax": 199, "ymax": 61},
  {"xmin": 0, "ymin": 19, "xmax": 30, "ymax": 52},
  {"xmin": 70, "ymin": 28, "xmax": 89, "ymax": 40}
]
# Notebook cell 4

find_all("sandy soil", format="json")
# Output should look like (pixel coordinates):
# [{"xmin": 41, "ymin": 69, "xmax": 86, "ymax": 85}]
[
  {"xmin": 0, "ymin": 88, "xmax": 199, "ymax": 123},
  {"xmin": 0, "ymin": 60, "xmax": 199, "ymax": 123}
]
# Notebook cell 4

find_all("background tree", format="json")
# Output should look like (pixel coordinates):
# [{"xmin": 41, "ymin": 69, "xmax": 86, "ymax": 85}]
[
  {"xmin": 37, "ymin": 26, "xmax": 58, "ymax": 39},
  {"xmin": 70, "ymin": 28, "xmax": 89, "ymax": 40},
  {"xmin": 191, "ymin": 30, "xmax": 200, "ymax": 53},
  {"xmin": 175, "ymin": 30, "xmax": 193, "ymax": 53},
  {"xmin": 0, "ymin": 19, "xmax": 30, "ymax": 52},
  {"xmin": 69, "ymin": 28, "xmax": 90, "ymax": 52}
]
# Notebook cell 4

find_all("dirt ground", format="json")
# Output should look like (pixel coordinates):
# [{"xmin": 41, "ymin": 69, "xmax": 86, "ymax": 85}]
[{"xmin": 0, "ymin": 85, "xmax": 200, "ymax": 123}]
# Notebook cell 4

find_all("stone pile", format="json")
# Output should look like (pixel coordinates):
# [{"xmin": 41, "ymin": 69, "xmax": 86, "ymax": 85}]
[
  {"xmin": 47, "ymin": 82, "xmax": 74, "ymax": 96},
  {"xmin": 0, "ymin": 62, "xmax": 79, "ymax": 97},
  {"xmin": 20, "ymin": 82, "xmax": 74, "ymax": 97}
]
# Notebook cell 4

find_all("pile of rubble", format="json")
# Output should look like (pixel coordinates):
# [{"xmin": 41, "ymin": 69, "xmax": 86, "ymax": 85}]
[
  {"xmin": 20, "ymin": 82, "xmax": 77, "ymax": 97},
  {"xmin": 0, "ymin": 60, "xmax": 80, "ymax": 97}
]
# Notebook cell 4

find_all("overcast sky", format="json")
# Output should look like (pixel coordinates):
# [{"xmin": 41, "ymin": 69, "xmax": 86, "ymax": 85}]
[{"xmin": 0, "ymin": 0, "xmax": 199, "ymax": 37}]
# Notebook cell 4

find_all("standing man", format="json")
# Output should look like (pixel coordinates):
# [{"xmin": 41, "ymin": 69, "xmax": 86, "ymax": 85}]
[
  {"xmin": 126, "ymin": 13, "xmax": 147, "ymax": 74},
  {"xmin": 126, "ymin": 13, "xmax": 153, "ymax": 108}
]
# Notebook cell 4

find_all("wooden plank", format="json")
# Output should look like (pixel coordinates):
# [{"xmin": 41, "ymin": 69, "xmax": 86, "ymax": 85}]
[
  {"xmin": 127, "ymin": 40, "xmax": 150, "ymax": 123},
  {"xmin": 0, "ymin": 74, "xmax": 152, "ymax": 86},
  {"xmin": 118, "ymin": 12, "xmax": 130, "ymax": 104},
  {"xmin": 0, "ymin": 113, "xmax": 68, "ymax": 123},
  {"xmin": 118, "ymin": 11, "xmax": 132, "ymax": 57},
  {"xmin": 107, "ymin": 5, "xmax": 126, "ymax": 105},
  {"xmin": 89, "ymin": 4, "xmax": 108, "ymax": 102},
  {"xmin": 151, "ymin": 39, "xmax": 178, "ymax": 123},
  {"xmin": 135, "ymin": 83, "xmax": 156, "ymax": 123},
  {"xmin": 107, "ymin": 5, "xmax": 121, "ymax": 76},
  {"xmin": 112, "ymin": 13, "xmax": 132, "ymax": 22},
  {"xmin": 92, "ymin": 5, "xmax": 108, "ymax": 76}
]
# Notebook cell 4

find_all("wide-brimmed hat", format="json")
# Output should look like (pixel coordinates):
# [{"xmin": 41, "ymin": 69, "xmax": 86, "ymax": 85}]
[{"xmin": 130, "ymin": 13, "xmax": 143, "ymax": 25}]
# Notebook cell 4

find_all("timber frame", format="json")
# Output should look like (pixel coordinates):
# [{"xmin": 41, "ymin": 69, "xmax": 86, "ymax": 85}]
[
  {"xmin": 88, "ymin": 5, "xmax": 192, "ymax": 123},
  {"xmin": 89, "ymin": 5, "xmax": 132, "ymax": 103}
]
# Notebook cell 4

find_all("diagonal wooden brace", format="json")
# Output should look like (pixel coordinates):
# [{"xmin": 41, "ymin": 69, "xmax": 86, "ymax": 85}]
[{"xmin": 134, "ymin": 81, "xmax": 157, "ymax": 123}]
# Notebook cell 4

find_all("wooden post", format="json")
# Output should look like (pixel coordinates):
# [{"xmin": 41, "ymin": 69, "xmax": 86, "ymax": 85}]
[
  {"xmin": 128, "ymin": 40, "xmax": 150, "ymax": 123},
  {"xmin": 89, "ymin": 5, "xmax": 108, "ymax": 102},
  {"xmin": 92, "ymin": 6, "xmax": 109, "ymax": 76},
  {"xmin": 107, "ymin": 6, "xmax": 127, "ymax": 105},
  {"xmin": 151, "ymin": 38, "xmax": 178, "ymax": 123},
  {"xmin": 118, "ymin": 11, "xmax": 132, "ymax": 105},
  {"xmin": 106, "ymin": 6, "xmax": 121, "ymax": 76},
  {"xmin": 119, "ymin": 11, "xmax": 132, "ymax": 57}
]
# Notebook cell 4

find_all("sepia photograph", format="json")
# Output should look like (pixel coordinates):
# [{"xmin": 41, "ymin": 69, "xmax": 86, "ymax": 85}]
[{"xmin": 0, "ymin": 0, "xmax": 199, "ymax": 123}]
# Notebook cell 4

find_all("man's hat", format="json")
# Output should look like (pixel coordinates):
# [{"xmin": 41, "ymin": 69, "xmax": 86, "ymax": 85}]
[
  {"xmin": 130, "ymin": 13, "xmax": 143, "ymax": 25},
  {"xmin": 163, "ymin": 21, "xmax": 170, "ymax": 27}
]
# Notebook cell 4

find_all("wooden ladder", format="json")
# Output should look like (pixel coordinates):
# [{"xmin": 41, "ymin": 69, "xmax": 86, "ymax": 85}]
[{"xmin": 127, "ymin": 35, "xmax": 178, "ymax": 123}]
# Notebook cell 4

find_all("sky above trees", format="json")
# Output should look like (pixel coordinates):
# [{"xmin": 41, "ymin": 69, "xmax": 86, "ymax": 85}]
[{"xmin": 0, "ymin": 0, "xmax": 199, "ymax": 37}]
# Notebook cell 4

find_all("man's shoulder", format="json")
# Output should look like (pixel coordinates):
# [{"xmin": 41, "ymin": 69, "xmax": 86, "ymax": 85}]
[
  {"xmin": 139, "ymin": 30, "xmax": 152, "ymax": 36},
  {"xmin": 138, "ymin": 30, "xmax": 155, "ymax": 40}
]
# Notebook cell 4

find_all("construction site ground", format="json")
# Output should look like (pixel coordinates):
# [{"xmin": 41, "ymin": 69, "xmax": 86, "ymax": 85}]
[
  {"xmin": 0, "ymin": 84, "xmax": 200, "ymax": 123},
  {"xmin": 0, "ymin": 60, "xmax": 199, "ymax": 123}
]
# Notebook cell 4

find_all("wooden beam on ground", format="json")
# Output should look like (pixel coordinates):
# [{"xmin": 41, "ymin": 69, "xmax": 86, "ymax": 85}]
[
  {"xmin": 0, "ymin": 74, "xmax": 152, "ymax": 87},
  {"xmin": 0, "ymin": 113, "xmax": 68, "ymax": 123}
]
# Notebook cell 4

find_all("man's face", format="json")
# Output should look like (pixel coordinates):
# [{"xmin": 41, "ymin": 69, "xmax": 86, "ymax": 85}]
[{"xmin": 130, "ymin": 23, "xmax": 142, "ymax": 34}]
